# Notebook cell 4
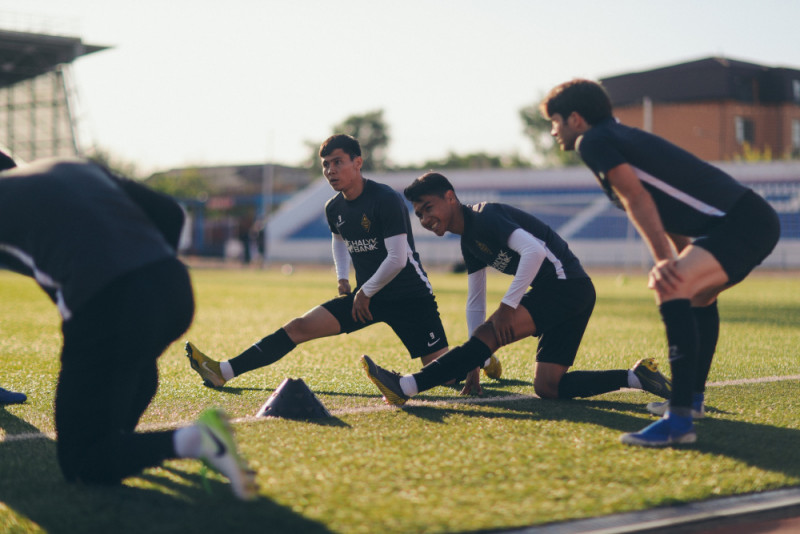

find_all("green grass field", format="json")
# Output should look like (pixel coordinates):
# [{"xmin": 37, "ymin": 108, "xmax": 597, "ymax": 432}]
[{"xmin": 1, "ymin": 266, "xmax": 799, "ymax": 533}]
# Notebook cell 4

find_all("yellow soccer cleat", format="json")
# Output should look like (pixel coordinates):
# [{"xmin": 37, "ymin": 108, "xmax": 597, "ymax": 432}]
[
  {"xmin": 186, "ymin": 342, "xmax": 227, "ymax": 388},
  {"xmin": 482, "ymin": 355, "xmax": 502, "ymax": 380}
]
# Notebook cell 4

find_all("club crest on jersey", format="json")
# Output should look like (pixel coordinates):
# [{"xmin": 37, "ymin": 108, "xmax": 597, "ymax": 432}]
[{"xmin": 361, "ymin": 213, "xmax": 371, "ymax": 232}]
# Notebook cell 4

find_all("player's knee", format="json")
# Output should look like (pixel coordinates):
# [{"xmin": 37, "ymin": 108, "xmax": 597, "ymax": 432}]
[
  {"xmin": 533, "ymin": 377, "xmax": 559, "ymax": 399},
  {"xmin": 283, "ymin": 318, "xmax": 314, "ymax": 343}
]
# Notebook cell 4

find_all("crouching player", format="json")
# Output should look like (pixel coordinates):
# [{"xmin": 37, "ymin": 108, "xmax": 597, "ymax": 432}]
[
  {"xmin": 540, "ymin": 79, "xmax": 780, "ymax": 446},
  {"xmin": 0, "ymin": 156, "xmax": 255, "ymax": 499},
  {"xmin": 362, "ymin": 172, "xmax": 671, "ymax": 404}
]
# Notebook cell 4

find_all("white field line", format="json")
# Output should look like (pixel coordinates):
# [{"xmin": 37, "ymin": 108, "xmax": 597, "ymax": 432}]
[{"xmin": 2, "ymin": 375, "xmax": 799, "ymax": 444}]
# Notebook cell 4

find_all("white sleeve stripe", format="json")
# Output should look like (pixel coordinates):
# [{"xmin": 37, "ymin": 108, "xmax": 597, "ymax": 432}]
[
  {"xmin": 634, "ymin": 166, "xmax": 725, "ymax": 216},
  {"xmin": 0, "ymin": 243, "xmax": 71, "ymax": 319}
]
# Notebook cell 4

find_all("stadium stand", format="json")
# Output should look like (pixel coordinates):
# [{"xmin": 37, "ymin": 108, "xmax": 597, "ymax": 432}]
[{"xmin": 265, "ymin": 161, "xmax": 800, "ymax": 269}]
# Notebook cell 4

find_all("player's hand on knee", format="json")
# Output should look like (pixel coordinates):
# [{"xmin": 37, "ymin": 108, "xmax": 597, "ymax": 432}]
[
  {"xmin": 648, "ymin": 259, "xmax": 683, "ymax": 296},
  {"xmin": 352, "ymin": 289, "xmax": 373, "ymax": 323}
]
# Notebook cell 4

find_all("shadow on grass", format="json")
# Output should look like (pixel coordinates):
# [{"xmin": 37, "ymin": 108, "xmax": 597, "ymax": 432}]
[
  {"xmin": 400, "ymin": 397, "xmax": 800, "ymax": 478},
  {"xmin": 0, "ymin": 410, "xmax": 331, "ymax": 534}
]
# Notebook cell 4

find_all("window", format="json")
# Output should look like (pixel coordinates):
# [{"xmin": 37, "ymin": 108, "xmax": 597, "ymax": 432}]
[
  {"xmin": 793, "ymin": 80, "xmax": 800, "ymax": 103},
  {"xmin": 792, "ymin": 119, "xmax": 800, "ymax": 157},
  {"xmin": 735, "ymin": 116, "xmax": 755, "ymax": 145}
]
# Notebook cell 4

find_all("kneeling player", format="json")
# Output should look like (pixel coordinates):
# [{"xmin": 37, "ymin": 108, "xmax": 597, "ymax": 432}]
[
  {"xmin": 362, "ymin": 172, "xmax": 671, "ymax": 404},
  {"xmin": 0, "ymin": 156, "xmax": 255, "ymax": 499}
]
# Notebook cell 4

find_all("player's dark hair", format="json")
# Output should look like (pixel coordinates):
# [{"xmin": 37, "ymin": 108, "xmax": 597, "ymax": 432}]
[
  {"xmin": 0, "ymin": 149, "xmax": 17, "ymax": 171},
  {"xmin": 404, "ymin": 172, "xmax": 457, "ymax": 203},
  {"xmin": 539, "ymin": 79, "xmax": 613, "ymax": 126},
  {"xmin": 319, "ymin": 134, "xmax": 362, "ymax": 160}
]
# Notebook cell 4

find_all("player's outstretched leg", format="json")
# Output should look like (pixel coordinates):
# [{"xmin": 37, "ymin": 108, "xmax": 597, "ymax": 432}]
[
  {"xmin": 620, "ymin": 412, "xmax": 696, "ymax": 447},
  {"xmin": 195, "ymin": 409, "xmax": 257, "ymax": 500},
  {"xmin": 361, "ymin": 355, "xmax": 409, "ymax": 406},
  {"xmin": 0, "ymin": 387, "xmax": 26, "ymax": 404},
  {"xmin": 482, "ymin": 355, "xmax": 502, "ymax": 380},
  {"xmin": 631, "ymin": 358, "xmax": 671, "ymax": 399},
  {"xmin": 186, "ymin": 342, "xmax": 227, "ymax": 388},
  {"xmin": 646, "ymin": 393, "xmax": 705, "ymax": 419}
]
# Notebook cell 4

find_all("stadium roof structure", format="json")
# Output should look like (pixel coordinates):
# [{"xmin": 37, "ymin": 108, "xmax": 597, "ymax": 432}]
[
  {"xmin": 600, "ymin": 56, "xmax": 800, "ymax": 107},
  {"xmin": 0, "ymin": 28, "xmax": 108, "ymax": 88}
]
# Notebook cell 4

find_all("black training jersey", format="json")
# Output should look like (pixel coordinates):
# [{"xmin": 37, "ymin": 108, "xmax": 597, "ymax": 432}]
[
  {"xmin": 0, "ymin": 158, "xmax": 181, "ymax": 320},
  {"xmin": 460, "ymin": 202, "xmax": 588, "ymax": 284},
  {"xmin": 325, "ymin": 179, "xmax": 433, "ymax": 301},
  {"xmin": 577, "ymin": 118, "xmax": 750, "ymax": 237}
]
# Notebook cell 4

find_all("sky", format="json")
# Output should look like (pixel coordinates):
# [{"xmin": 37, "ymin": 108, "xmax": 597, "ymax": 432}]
[{"xmin": 3, "ymin": 0, "xmax": 800, "ymax": 175}]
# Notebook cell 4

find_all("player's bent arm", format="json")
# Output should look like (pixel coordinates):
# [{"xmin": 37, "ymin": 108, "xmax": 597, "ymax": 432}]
[
  {"xmin": 466, "ymin": 268, "xmax": 487, "ymax": 336},
  {"xmin": 359, "ymin": 233, "xmax": 408, "ymax": 297},
  {"xmin": 606, "ymin": 163, "xmax": 674, "ymax": 262},
  {"xmin": 501, "ymin": 228, "xmax": 546, "ymax": 309}
]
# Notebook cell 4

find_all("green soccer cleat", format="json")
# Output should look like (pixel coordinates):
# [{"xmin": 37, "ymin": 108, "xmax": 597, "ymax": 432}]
[
  {"xmin": 196, "ymin": 409, "xmax": 258, "ymax": 500},
  {"xmin": 482, "ymin": 354, "xmax": 502, "ymax": 380},
  {"xmin": 186, "ymin": 342, "xmax": 226, "ymax": 388},
  {"xmin": 361, "ymin": 355, "xmax": 409, "ymax": 406},
  {"xmin": 632, "ymin": 358, "xmax": 671, "ymax": 399}
]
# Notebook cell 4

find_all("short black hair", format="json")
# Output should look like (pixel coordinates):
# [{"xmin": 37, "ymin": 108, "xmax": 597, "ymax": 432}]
[
  {"xmin": 539, "ymin": 79, "xmax": 613, "ymax": 126},
  {"xmin": 319, "ymin": 134, "xmax": 362, "ymax": 159},
  {"xmin": 404, "ymin": 172, "xmax": 456, "ymax": 203}
]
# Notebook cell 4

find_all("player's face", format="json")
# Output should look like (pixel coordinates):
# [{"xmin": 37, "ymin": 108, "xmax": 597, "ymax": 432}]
[
  {"xmin": 413, "ymin": 192, "xmax": 458, "ymax": 236},
  {"xmin": 321, "ymin": 149, "xmax": 362, "ymax": 192},
  {"xmin": 549, "ymin": 112, "xmax": 580, "ymax": 151}
]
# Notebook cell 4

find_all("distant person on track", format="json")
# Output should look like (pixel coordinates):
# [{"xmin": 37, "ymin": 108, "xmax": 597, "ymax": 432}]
[
  {"xmin": 0, "ymin": 155, "xmax": 255, "ymax": 499},
  {"xmin": 540, "ymin": 79, "xmax": 780, "ymax": 447},
  {"xmin": 362, "ymin": 172, "xmax": 671, "ymax": 405},
  {"xmin": 186, "ymin": 134, "xmax": 453, "ymax": 389}
]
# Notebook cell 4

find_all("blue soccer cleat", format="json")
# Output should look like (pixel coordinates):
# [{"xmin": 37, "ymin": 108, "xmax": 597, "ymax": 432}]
[
  {"xmin": 0, "ymin": 387, "xmax": 26, "ymax": 405},
  {"xmin": 620, "ymin": 414, "xmax": 696, "ymax": 447}
]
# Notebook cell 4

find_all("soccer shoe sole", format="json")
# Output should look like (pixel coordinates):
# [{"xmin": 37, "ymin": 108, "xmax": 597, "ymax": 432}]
[
  {"xmin": 197, "ymin": 409, "xmax": 258, "ymax": 500},
  {"xmin": 482, "ymin": 355, "xmax": 502, "ymax": 380},
  {"xmin": 185, "ymin": 342, "xmax": 226, "ymax": 388},
  {"xmin": 360, "ymin": 355, "xmax": 408, "ymax": 406}
]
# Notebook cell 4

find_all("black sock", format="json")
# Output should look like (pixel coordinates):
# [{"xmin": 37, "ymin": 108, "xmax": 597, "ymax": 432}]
[
  {"xmin": 557, "ymin": 370, "xmax": 628, "ymax": 399},
  {"xmin": 693, "ymin": 301, "xmax": 719, "ymax": 394},
  {"xmin": 413, "ymin": 337, "xmax": 492, "ymax": 393},
  {"xmin": 229, "ymin": 328, "xmax": 297, "ymax": 376},
  {"xmin": 660, "ymin": 299, "xmax": 697, "ymax": 410}
]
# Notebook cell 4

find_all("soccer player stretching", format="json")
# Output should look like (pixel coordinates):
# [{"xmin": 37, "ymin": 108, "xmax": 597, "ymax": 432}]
[
  {"xmin": 540, "ymin": 79, "xmax": 780, "ymax": 446},
  {"xmin": 186, "ymin": 134, "xmax": 451, "ymax": 388},
  {"xmin": 362, "ymin": 172, "xmax": 671, "ymax": 404},
  {"xmin": 0, "ymin": 157, "xmax": 255, "ymax": 499}
]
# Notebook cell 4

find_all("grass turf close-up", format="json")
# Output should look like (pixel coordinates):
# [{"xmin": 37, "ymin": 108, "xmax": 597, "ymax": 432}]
[{"xmin": 1, "ymin": 267, "xmax": 798, "ymax": 533}]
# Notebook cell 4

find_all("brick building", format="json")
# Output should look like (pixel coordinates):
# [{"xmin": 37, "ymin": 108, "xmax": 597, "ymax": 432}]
[{"xmin": 600, "ymin": 57, "xmax": 800, "ymax": 161}]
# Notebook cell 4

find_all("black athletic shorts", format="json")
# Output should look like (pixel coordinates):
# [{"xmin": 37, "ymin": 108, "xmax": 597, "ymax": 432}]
[
  {"xmin": 519, "ymin": 277, "xmax": 596, "ymax": 366},
  {"xmin": 321, "ymin": 291, "xmax": 448, "ymax": 359},
  {"xmin": 693, "ymin": 190, "xmax": 780, "ymax": 285}
]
